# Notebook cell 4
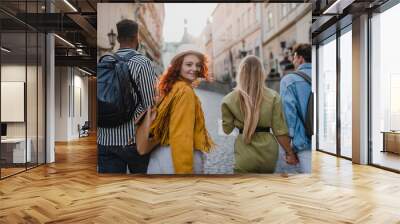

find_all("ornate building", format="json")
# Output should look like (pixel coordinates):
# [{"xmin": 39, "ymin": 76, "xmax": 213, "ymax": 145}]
[
  {"xmin": 207, "ymin": 3, "xmax": 262, "ymax": 83},
  {"xmin": 97, "ymin": 3, "xmax": 165, "ymax": 75},
  {"xmin": 261, "ymin": 3, "xmax": 312, "ymax": 76},
  {"xmin": 200, "ymin": 19, "xmax": 214, "ymax": 78},
  {"xmin": 200, "ymin": 3, "xmax": 311, "ymax": 85}
]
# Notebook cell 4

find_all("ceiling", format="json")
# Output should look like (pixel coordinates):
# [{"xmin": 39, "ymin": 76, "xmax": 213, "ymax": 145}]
[
  {"xmin": 1, "ymin": 0, "xmax": 99, "ymax": 72},
  {"xmin": 311, "ymin": 0, "xmax": 391, "ymax": 43}
]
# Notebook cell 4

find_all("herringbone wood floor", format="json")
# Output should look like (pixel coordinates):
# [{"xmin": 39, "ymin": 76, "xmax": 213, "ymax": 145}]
[{"xmin": 0, "ymin": 135, "xmax": 399, "ymax": 224}]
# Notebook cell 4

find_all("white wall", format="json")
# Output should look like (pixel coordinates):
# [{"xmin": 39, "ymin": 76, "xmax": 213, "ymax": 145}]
[
  {"xmin": 55, "ymin": 67, "xmax": 89, "ymax": 141},
  {"xmin": 55, "ymin": 67, "xmax": 69, "ymax": 141},
  {"xmin": 71, "ymin": 72, "xmax": 89, "ymax": 139},
  {"xmin": 296, "ymin": 11, "xmax": 312, "ymax": 43}
]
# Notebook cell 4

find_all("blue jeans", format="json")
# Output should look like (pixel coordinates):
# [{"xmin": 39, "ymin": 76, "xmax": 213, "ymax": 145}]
[
  {"xmin": 97, "ymin": 144, "xmax": 149, "ymax": 173},
  {"xmin": 275, "ymin": 146, "xmax": 312, "ymax": 174}
]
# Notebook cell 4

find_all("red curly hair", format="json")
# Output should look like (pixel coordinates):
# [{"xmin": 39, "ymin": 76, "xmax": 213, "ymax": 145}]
[{"xmin": 158, "ymin": 52, "xmax": 210, "ymax": 97}]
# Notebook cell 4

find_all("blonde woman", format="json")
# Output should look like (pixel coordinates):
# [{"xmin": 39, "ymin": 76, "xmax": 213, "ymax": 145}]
[{"xmin": 221, "ymin": 55, "xmax": 298, "ymax": 173}]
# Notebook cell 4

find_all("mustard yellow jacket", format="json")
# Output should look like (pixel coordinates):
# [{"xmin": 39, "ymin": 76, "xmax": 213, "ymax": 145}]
[{"xmin": 150, "ymin": 80, "xmax": 214, "ymax": 174}]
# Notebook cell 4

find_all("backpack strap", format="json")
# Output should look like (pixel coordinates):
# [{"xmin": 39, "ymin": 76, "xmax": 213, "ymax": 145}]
[
  {"xmin": 115, "ymin": 50, "xmax": 144, "ymax": 109},
  {"xmin": 98, "ymin": 54, "xmax": 116, "ymax": 64},
  {"xmin": 112, "ymin": 50, "xmax": 139, "ymax": 62},
  {"xmin": 123, "ymin": 50, "xmax": 139, "ymax": 61},
  {"xmin": 290, "ymin": 70, "xmax": 311, "ymax": 128},
  {"xmin": 291, "ymin": 71, "xmax": 311, "ymax": 84}
]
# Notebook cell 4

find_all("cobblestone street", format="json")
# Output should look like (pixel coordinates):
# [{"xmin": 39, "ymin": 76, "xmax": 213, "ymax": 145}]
[{"xmin": 195, "ymin": 88, "xmax": 237, "ymax": 174}]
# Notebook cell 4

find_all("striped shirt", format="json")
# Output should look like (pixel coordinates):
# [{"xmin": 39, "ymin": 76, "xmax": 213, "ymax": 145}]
[{"xmin": 97, "ymin": 48, "xmax": 158, "ymax": 146}]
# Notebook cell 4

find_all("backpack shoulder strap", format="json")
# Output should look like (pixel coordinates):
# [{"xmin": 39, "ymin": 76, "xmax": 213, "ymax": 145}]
[
  {"xmin": 123, "ymin": 50, "xmax": 139, "ymax": 61},
  {"xmin": 114, "ymin": 50, "xmax": 139, "ymax": 62},
  {"xmin": 98, "ymin": 54, "xmax": 116, "ymax": 63},
  {"xmin": 292, "ymin": 71, "xmax": 311, "ymax": 84},
  {"xmin": 113, "ymin": 53, "xmax": 124, "ymax": 62},
  {"xmin": 115, "ymin": 51, "xmax": 143, "ymax": 108},
  {"xmin": 290, "ymin": 70, "xmax": 312, "ymax": 129}
]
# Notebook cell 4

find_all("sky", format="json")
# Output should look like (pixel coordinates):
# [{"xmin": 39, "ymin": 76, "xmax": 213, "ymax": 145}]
[{"xmin": 163, "ymin": 3, "xmax": 217, "ymax": 42}]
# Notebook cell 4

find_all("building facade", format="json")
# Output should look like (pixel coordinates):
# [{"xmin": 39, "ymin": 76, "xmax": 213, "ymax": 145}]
[
  {"xmin": 261, "ymin": 3, "xmax": 312, "ymax": 76},
  {"xmin": 201, "ymin": 19, "xmax": 214, "ymax": 78},
  {"xmin": 201, "ymin": 3, "xmax": 311, "ymax": 85},
  {"xmin": 97, "ymin": 3, "xmax": 165, "ymax": 75},
  {"xmin": 209, "ymin": 3, "xmax": 262, "ymax": 83}
]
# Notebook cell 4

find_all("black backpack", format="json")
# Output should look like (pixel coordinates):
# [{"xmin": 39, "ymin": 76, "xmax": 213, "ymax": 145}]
[
  {"xmin": 97, "ymin": 51, "xmax": 142, "ymax": 128},
  {"xmin": 292, "ymin": 71, "xmax": 314, "ymax": 138}
]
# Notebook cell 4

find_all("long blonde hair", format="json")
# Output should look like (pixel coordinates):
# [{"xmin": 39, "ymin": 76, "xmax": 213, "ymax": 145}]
[{"xmin": 235, "ymin": 55, "xmax": 266, "ymax": 144}]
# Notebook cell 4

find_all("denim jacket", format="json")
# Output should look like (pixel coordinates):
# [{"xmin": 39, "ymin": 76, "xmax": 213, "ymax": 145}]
[{"xmin": 279, "ymin": 63, "xmax": 312, "ymax": 152}]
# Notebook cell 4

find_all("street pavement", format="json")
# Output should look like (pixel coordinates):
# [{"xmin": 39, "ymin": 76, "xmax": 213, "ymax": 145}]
[{"xmin": 194, "ymin": 88, "xmax": 237, "ymax": 174}]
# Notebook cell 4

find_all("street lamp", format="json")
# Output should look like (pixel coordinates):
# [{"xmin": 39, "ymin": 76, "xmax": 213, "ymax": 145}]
[
  {"xmin": 239, "ymin": 50, "xmax": 247, "ymax": 58},
  {"xmin": 107, "ymin": 29, "xmax": 116, "ymax": 51},
  {"xmin": 239, "ymin": 40, "xmax": 247, "ymax": 58}
]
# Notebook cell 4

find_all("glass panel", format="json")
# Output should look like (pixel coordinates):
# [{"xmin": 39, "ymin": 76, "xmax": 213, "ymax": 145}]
[
  {"xmin": 27, "ymin": 31, "xmax": 38, "ymax": 169},
  {"xmin": 27, "ymin": 0, "xmax": 39, "ymax": 169},
  {"xmin": 340, "ymin": 29, "xmax": 352, "ymax": 158},
  {"xmin": 38, "ymin": 32, "xmax": 45, "ymax": 165},
  {"xmin": 318, "ymin": 37, "xmax": 337, "ymax": 154},
  {"xmin": 0, "ymin": 1, "xmax": 46, "ymax": 178},
  {"xmin": 371, "ymin": 3, "xmax": 400, "ymax": 171},
  {"xmin": 1, "ymin": 30, "xmax": 27, "ymax": 177}
]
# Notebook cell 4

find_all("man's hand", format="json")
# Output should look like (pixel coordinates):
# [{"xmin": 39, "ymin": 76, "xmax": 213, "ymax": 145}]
[{"xmin": 136, "ymin": 107, "xmax": 159, "ymax": 155}]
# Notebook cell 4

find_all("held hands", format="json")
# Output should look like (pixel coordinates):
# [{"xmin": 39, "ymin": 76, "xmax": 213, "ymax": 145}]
[
  {"xmin": 285, "ymin": 151, "xmax": 299, "ymax": 165},
  {"xmin": 275, "ymin": 135, "xmax": 299, "ymax": 166}
]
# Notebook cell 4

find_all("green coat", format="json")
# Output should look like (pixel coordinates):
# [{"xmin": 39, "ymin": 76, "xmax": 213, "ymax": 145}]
[{"xmin": 221, "ymin": 88, "xmax": 289, "ymax": 173}]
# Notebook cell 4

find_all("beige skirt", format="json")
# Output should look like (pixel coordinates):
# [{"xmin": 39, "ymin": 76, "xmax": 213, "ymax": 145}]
[{"xmin": 147, "ymin": 145, "xmax": 204, "ymax": 174}]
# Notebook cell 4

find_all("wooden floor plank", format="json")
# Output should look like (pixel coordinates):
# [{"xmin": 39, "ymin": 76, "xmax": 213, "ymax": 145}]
[{"xmin": 0, "ymin": 135, "xmax": 399, "ymax": 223}]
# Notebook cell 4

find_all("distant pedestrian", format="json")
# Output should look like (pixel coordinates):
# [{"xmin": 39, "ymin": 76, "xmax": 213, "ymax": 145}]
[
  {"xmin": 221, "ymin": 55, "xmax": 298, "ymax": 173},
  {"xmin": 282, "ymin": 63, "xmax": 295, "ymax": 76},
  {"xmin": 147, "ymin": 46, "xmax": 214, "ymax": 174},
  {"xmin": 268, "ymin": 68, "xmax": 280, "ymax": 78}
]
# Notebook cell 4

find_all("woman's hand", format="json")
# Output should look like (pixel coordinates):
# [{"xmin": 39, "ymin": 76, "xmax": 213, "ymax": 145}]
[
  {"xmin": 285, "ymin": 151, "xmax": 299, "ymax": 165},
  {"xmin": 276, "ymin": 135, "xmax": 299, "ymax": 165}
]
